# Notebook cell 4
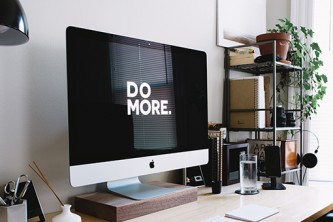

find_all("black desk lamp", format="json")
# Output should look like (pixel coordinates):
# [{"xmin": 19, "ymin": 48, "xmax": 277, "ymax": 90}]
[{"xmin": 0, "ymin": 0, "xmax": 29, "ymax": 45}]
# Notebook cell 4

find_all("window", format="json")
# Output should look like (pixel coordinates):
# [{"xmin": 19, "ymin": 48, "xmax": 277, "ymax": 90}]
[{"xmin": 308, "ymin": 0, "xmax": 333, "ymax": 183}]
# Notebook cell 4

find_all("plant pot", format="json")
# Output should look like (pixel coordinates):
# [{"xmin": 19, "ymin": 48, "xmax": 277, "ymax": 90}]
[{"xmin": 256, "ymin": 33, "xmax": 291, "ymax": 63}]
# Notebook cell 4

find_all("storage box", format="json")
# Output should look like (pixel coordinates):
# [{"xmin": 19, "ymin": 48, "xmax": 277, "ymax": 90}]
[
  {"xmin": 229, "ymin": 53, "xmax": 255, "ymax": 66},
  {"xmin": 229, "ymin": 50, "xmax": 258, "ymax": 66}
]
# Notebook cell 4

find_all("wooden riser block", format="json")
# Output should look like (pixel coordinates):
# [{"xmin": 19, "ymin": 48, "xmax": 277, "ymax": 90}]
[{"xmin": 75, "ymin": 182, "xmax": 198, "ymax": 222}]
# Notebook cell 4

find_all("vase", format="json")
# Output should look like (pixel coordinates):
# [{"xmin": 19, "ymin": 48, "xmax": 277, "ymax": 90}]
[{"xmin": 52, "ymin": 204, "xmax": 82, "ymax": 222}]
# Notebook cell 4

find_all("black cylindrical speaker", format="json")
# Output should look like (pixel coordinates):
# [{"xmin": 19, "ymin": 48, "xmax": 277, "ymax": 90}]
[
  {"xmin": 297, "ymin": 153, "xmax": 318, "ymax": 169},
  {"xmin": 302, "ymin": 153, "xmax": 318, "ymax": 169}
]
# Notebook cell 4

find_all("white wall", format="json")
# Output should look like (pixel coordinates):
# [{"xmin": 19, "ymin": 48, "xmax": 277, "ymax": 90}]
[
  {"xmin": 266, "ymin": 0, "xmax": 290, "ymax": 29},
  {"xmin": 0, "ymin": 0, "xmax": 224, "ymax": 214}
]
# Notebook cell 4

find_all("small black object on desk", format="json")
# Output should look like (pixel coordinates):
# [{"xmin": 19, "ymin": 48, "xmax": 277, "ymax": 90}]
[
  {"xmin": 262, "ymin": 145, "xmax": 286, "ymax": 190},
  {"xmin": 18, "ymin": 181, "xmax": 46, "ymax": 221}
]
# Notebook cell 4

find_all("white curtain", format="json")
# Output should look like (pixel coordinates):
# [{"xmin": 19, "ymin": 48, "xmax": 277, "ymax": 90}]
[
  {"xmin": 289, "ymin": 0, "xmax": 314, "ymax": 185},
  {"xmin": 307, "ymin": 0, "xmax": 333, "ymax": 184},
  {"xmin": 290, "ymin": 0, "xmax": 314, "ymax": 29},
  {"xmin": 290, "ymin": 0, "xmax": 333, "ymax": 185}
]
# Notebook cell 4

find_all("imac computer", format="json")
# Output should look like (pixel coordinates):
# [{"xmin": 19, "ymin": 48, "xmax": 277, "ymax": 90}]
[{"xmin": 66, "ymin": 26, "xmax": 209, "ymax": 200}]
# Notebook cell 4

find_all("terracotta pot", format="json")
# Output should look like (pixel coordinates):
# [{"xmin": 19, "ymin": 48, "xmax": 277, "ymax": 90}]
[{"xmin": 256, "ymin": 33, "xmax": 291, "ymax": 61}]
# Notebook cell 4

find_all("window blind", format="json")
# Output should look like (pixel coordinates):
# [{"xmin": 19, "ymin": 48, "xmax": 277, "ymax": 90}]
[{"xmin": 109, "ymin": 38, "xmax": 177, "ymax": 150}]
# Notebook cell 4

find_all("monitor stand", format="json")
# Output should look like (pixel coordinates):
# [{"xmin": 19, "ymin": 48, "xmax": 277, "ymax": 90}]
[
  {"xmin": 262, "ymin": 177, "xmax": 286, "ymax": 190},
  {"xmin": 107, "ymin": 177, "xmax": 178, "ymax": 200},
  {"xmin": 75, "ymin": 181, "xmax": 198, "ymax": 222}
]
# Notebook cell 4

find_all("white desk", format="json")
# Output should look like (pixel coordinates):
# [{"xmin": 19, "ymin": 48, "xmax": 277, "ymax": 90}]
[{"xmin": 31, "ymin": 183, "xmax": 333, "ymax": 222}]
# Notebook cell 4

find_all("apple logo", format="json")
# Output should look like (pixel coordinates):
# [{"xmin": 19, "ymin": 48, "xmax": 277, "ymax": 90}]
[{"xmin": 149, "ymin": 160, "xmax": 155, "ymax": 168}]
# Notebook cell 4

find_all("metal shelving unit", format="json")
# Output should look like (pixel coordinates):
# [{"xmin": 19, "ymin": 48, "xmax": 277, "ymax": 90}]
[{"xmin": 223, "ymin": 41, "xmax": 304, "ymax": 184}]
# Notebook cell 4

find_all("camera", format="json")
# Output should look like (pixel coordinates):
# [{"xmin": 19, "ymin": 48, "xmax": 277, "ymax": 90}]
[
  {"xmin": 270, "ymin": 105, "xmax": 286, "ymax": 127},
  {"xmin": 286, "ymin": 111, "xmax": 296, "ymax": 127}
]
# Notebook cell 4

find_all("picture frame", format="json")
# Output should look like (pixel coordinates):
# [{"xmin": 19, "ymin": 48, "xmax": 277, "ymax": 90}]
[{"xmin": 217, "ymin": 0, "xmax": 266, "ymax": 47}]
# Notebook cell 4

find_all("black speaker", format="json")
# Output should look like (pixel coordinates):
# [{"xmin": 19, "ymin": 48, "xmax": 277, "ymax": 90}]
[
  {"xmin": 264, "ymin": 145, "xmax": 282, "ymax": 177},
  {"xmin": 262, "ymin": 146, "xmax": 286, "ymax": 190},
  {"xmin": 298, "ymin": 152, "xmax": 318, "ymax": 169},
  {"xmin": 295, "ymin": 129, "xmax": 319, "ymax": 169},
  {"xmin": 201, "ymin": 137, "xmax": 222, "ymax": 194}
]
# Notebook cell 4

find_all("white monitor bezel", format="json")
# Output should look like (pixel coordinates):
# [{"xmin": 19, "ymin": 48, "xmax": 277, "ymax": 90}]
[{"xmin": 69, "ymin": 148, "xmax": 208, "ymax": 187}]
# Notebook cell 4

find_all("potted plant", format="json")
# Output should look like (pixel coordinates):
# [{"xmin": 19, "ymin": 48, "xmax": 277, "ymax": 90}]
[{"xmin": 258, "ymin": 18, "xmax": 328, "ymax": 121}]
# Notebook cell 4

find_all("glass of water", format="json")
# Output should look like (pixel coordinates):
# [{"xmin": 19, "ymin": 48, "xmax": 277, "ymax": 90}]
[{"xmin": 238, "ymin": 153, "xmax": 259, "ymax": 195}]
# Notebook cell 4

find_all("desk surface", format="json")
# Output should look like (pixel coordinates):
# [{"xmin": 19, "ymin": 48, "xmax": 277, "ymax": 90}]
[{"xmin": 31, "ymin": 183, "xmax": 333, "ymax": 222}]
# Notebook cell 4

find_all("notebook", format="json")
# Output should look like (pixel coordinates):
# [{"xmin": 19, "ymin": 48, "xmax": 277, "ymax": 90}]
[
  {"xmin": 229, "ymin": 76, "xmax": 266, "ymax": 129},
  {"xmin": 225, "ymin": 204, "xmax": 279, "ymax": 222}
]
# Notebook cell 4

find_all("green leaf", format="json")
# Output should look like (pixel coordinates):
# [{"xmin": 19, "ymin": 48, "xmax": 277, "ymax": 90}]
[
  {"xmin": 310, "ymin": 42, "xmax": 321, "ymax": 52},
  {"xmin": 304, "ymin": 82, "xmax": 311, "ymax": 90},
  {"xmin": 271, "ymin": 17, "xmax": 328, "ymax": 121}
]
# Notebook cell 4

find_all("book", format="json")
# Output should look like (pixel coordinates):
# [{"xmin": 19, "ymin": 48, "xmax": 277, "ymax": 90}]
[
  {"xmin": 229, "ymin": 76, "xmax": 266, "ymax": 128},
  {"xmin": 263, "ymin": 76, "xmax": 271, "ymax": 127},
  {"xmin": 225, "ymin": 204, "xmax": 280, "ymax": 222}
]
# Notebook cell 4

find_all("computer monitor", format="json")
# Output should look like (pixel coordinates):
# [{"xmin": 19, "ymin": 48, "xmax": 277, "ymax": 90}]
[{"xmin": 66, "ymin": 26, "xmax": 209, "ymax": 200}]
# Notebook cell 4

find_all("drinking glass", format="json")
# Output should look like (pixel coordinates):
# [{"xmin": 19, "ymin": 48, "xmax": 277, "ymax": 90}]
[{"xmin": 238, "ymin": 153, "xmax": 259, "ymax": 195}]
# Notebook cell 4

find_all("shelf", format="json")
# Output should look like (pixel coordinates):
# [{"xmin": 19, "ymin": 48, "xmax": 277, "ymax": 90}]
[
  {"xmin": 228, "ymin": 126, "xmax": 301, "ymax": 132},
  {"xmin": 224, "ymin": 42, "xmax": 304, "ymax": 185},
  {"xmin": 275, "ymin": 127, "xmax": 301, "ymax": 131},
  {"xmin": 281, "ymin": 167, "xmax": 300, "ymax": 175},
  {"xmin": 229, "ymin": 108, "xmax": 302, "ymax": 112},
  {"xmin": 228, "ymin": 61, "xmax": 302, "ymax": 74},
  {"xmin": 258, "ymin": 167, "xmax": 300, "ymax": 177}
]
